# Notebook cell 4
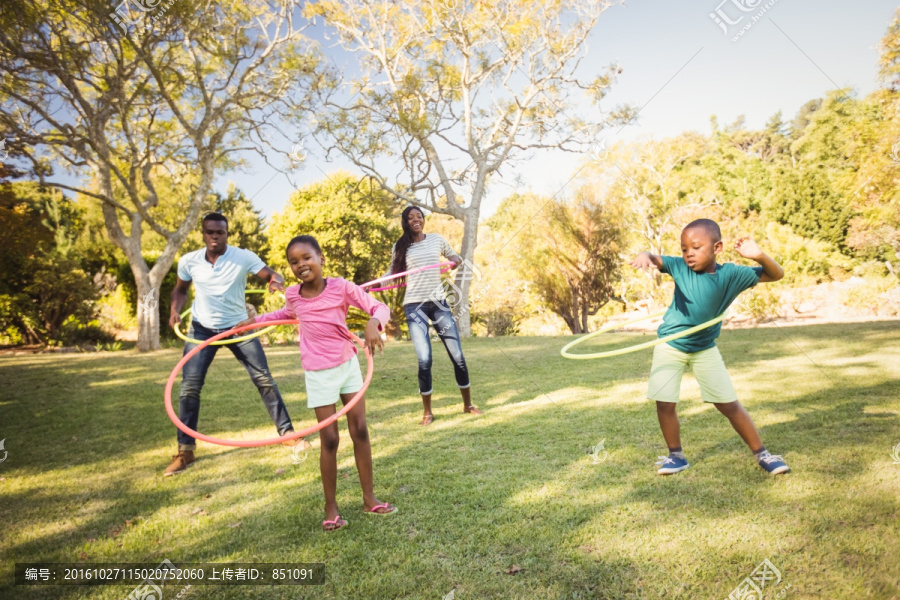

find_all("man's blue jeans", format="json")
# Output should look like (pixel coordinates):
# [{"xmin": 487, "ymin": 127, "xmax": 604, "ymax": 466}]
[
  {"xmin": 404, "ymin": 301, "xmax": 470, "ymax": 395},
  {"xmin": 177, "ymin": 320, "xmax": 293, "ymax": 449}
]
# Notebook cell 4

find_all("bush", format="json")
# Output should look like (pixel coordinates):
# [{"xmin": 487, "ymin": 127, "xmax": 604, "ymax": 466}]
[
  {"xmin": 56, "ymin": 316, "xmax": 116, "ymax": 347},
  {"xmin": 841, "ymin": 276, "xmax": 900, "ymax": 316},
  {"xmin": 761, "ymin": 222, "xmax": 854, "ymax": 284},
  {"xmin": 475, "ymin": 305, "xmax": 523, "ymax": 337},
  {"xmin": 733, "ymin": 285, "xmax": 783, "ymax": 322}
]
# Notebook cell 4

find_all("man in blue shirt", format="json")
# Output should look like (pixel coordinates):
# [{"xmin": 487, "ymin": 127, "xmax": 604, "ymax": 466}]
[{"xmin": 164, "ymin": 213, "xmax": 308, "ymax": 476}]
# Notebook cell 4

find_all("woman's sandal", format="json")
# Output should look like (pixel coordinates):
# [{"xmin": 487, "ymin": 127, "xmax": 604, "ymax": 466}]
[
  {"xmin": 420, "ymin": 414, "xmax": 434, "ymax": 426},
  {"xmin": 323, "ymin": 516, "xmax": 347, "ymax": 532},
  {"xmin": 365, "ymin": 502, "xmax": 398, "ymax": 515},
  {"xmin": 464, "ymin": 405, "xmax": 483, "ymax": 415}
]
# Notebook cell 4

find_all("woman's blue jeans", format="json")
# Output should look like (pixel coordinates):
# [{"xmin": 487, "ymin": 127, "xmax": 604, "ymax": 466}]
[
  {"xmin": 404, "ymin": 301, "xmax": 470, "ymax": 395},
  {"xmin": 177, "ymin": 320, "xmax": 293, "ymax": 449}
]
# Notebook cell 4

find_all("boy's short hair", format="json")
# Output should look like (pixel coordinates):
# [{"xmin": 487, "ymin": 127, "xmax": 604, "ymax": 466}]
[
  {"xmin": 202, "ymin": 212, "xmax": 229, "ymax": 230},
  {"xmin": 683, "ymin": 218, "xmax": 721, "ymax": 243}
]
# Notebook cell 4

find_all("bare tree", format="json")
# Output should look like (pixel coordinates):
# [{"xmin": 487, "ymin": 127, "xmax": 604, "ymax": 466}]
[
  {"xmin": 0, "ymin": 0, "xmax": 319, "ymax": 350},
  {"xmin": 305, "ymin": 0, "xmax": 630, "ymax": 335}
]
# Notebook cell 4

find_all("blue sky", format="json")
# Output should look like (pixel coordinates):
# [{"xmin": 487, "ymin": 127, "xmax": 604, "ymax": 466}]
[{"xmin": 221, "ymin": 0, "xmax": 899, "ymax": 220}]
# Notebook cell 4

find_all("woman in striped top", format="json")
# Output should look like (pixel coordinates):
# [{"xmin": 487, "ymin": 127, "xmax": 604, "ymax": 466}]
[{"xmin": 390, "ymin": 206, "xmax": 482, "ymax": 425}]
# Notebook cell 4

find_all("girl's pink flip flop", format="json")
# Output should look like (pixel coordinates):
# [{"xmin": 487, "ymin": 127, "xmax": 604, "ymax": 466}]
[
  {"xmin": 365, "ymin": 503, "xmax": 398, "ymax": 515},
  {"xmin": 323, "ymin": 516, "xmax": 347, "ymax": 531}
]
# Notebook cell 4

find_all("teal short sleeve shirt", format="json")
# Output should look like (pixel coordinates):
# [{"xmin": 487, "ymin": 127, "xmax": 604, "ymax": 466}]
[
  {"xmin": 177, "ymin": 245, "xmax": 266, "ymax": 329},
  {"xmin": 657, "ymin": 256, "xmax": 763, "ymax": 353}
]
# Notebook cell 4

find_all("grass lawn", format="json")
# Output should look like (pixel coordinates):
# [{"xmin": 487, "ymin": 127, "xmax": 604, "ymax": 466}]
[{"xmin": 1, "ymin": 321, "xmax": 899, "ymax": 599}]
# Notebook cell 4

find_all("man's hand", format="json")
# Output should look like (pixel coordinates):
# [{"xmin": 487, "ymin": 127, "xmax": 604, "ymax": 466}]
[
  {"xmin": 236, "ymin": 316, "xmax": 256, "ymax": 329},
  {"xmin": 734, "ymin": 237, "xmax": 764, "ymax": 261},
  {"xmin": 268, "ymin": 272, "xmax": 286, "ymax": 294},
  {"xmin": 364, "ymin": 318, "xmax": 385, "ymax": 356},
  {"xmin": 630, "ymin": 252, "xmax": 659, "ymax": 270},
  {"xmin": 168, "ymin": 311, "xmax": 181, "ymax": 329}
]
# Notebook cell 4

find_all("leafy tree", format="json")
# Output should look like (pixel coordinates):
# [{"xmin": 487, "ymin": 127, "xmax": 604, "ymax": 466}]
[
  {"xmin": 789, "ymin": 99, "xmax": 823, "ymax": 140},
  {"xmin": 701, "ymin": 121, "xmax": 778, "ymax": 216},
  {"xmin": 879, "ymin": 4, "xmax": 900, "ymax": 92},
  {"xmin": 0, "ymin": 0, "xmax": 321, "ymax": 350},
  {"xmin": 494, "ymin": 189, "xmax": 625, "ymax": 334},
  {"xmin": 0, "ymin": 180, "xmax": 104, "ymax": 345},
  {"xmin": 846, "ymin": 12, "xmax": 900, "ymax": 264},
  {"xmin": 305, "ymin": 0, "xmax": 630, "ymax": 336},
  {"xmin": 267, "ymin": 173, "xmax": 400, "ymax": 284},
  {"xmin": 170, "ymin": 183, "xmax": 270, "ymax": 260},
  {"xmin": 769, "ymin": 166, "xmax": 854, "ymax": 249},
  {"xmin": 0, "ymin": 181, "xmax": 56, "ymax": 291},
  {"xmin": 23, "ymin": 254, "xmax": 99, "ymax": 342},
  {"xmin": 207, "ymin": 184, "xmax": 269, "ymax": 259},
  {"xmin": 789, "ymin": 91, "xmax": 861, "ymax": 172}
]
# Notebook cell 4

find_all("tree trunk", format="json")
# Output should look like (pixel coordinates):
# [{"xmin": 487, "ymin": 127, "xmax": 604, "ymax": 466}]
[
  {"xmin": 453, "ymin": 206, "xmax": 480, "ymax": 337},
  {"xmin": 571, "ymin": 285, "xmax": 585, "ymax": 334},
  {"xmin": 135, "ymin": 271, "xmax": 162, "ymax": 352},
  {"xmin": 580, "ymin": 297, "xmax": 589, "ymax": 333}
]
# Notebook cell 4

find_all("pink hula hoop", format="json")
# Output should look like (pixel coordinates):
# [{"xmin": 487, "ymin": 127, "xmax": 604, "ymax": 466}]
[
  {"xmin": 361, "ymin": 261, "xmax": 454, "ymax": 292},
  {"xmin": 164, "ymin": 320, "xmax": 373, "ymax": 448}
]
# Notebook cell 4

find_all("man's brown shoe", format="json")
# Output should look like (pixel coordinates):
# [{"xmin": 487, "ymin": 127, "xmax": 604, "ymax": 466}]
[
  {"xmin": 164, "ymin": 450, "xmax": 195, "ymax": 476},
  {"xmin": 281, "ymin": 436, "xmax": 312, "ymax": 449}
]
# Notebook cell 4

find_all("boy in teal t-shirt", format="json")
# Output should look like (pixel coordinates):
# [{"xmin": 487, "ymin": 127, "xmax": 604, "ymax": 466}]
[{"xmin": 630, "ymin": 219, "xmax": 790, "ymax": 476}]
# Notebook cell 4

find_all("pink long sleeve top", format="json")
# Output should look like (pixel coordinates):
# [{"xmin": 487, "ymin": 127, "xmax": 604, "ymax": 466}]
[{"xmin": 254, "ymin": 277, "xmax": 390, "ymax": 372}]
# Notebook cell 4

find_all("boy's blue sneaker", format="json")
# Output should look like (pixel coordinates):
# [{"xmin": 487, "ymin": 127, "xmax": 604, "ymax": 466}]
[
  {"xmin": 757, "ymin": 451, "xmax": 790, "ymax": 475},
  {"xmin": 656, "ymin": 455, "xmax": 690, "ymax": 475}
]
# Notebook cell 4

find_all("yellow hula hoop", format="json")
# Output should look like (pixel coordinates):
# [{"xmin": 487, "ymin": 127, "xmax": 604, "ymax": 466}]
[
  {"xmin": 173, "ymin": 289, "xmax": 279, "ymax": 346},
  {"xmin": 560, "ymin": 309, "xmax": 728, "ymax": 360}
]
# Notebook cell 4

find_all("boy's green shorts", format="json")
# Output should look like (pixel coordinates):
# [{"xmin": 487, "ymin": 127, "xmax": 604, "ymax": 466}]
[{"xmin": 647, "ymin": 343, "xmax": 738, "ymax": 404}]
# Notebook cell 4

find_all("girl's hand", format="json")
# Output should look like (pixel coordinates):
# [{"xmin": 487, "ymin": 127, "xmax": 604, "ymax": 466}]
[
  {"xmin": 236, "ymin": 316, "xmax": 256, "ymax": 329},
  {"xmin": 734, "ymin": 237, "xmax": 763, "ymax": 260},
  {"xmin": 364, "ymin": 318, "xmax": 385, "ymax": 356}
]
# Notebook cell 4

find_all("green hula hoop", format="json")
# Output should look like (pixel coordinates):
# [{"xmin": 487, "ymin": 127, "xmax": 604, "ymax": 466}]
[
  {"xmin": 560, "ymin": 309, "xmax": 728, "ymax": 360},
  {"xmin": 173, "ymin": 289, "xmax": 279, "ymax": 346}
]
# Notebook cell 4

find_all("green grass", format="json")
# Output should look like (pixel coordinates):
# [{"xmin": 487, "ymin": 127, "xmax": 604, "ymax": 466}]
[{"xmin": 1, "ymin": 321, "xmax": 899, "ymax": 599}]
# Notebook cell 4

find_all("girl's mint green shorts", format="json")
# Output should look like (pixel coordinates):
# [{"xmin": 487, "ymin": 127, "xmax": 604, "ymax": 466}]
[
  {"xmin": 305, "ymin": 354, "xmax": 364, "ymax": 409},
  {"xmin": 647, "ymin": 343, "xmax": 737, "ymax": 404}
]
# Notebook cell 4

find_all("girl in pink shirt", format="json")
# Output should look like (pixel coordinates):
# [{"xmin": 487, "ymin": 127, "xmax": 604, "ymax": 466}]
[{"xmin": 238, "ymin": 235, "xmax": 397, "ymax": 531}]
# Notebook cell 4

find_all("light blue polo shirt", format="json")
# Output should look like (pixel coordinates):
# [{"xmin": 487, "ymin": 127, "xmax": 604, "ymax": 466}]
[{"xmin": 177, "ymin": 245, "xmax": 266, "ymax": 329}]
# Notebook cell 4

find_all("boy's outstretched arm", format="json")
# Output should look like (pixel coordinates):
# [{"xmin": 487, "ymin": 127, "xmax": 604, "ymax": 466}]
[
  {"xmin": 734, "ymin": 237, "xmax": 784, "ymax": 283},
  {"xmin": 630, "ymin": 251, "xmax": 664, "ymax": 270}
]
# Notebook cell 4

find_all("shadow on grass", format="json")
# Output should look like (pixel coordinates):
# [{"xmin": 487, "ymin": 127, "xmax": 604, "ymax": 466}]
[{"xmin": 2, "ymin": 320, "xmax": 899, "ymax": 598}]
